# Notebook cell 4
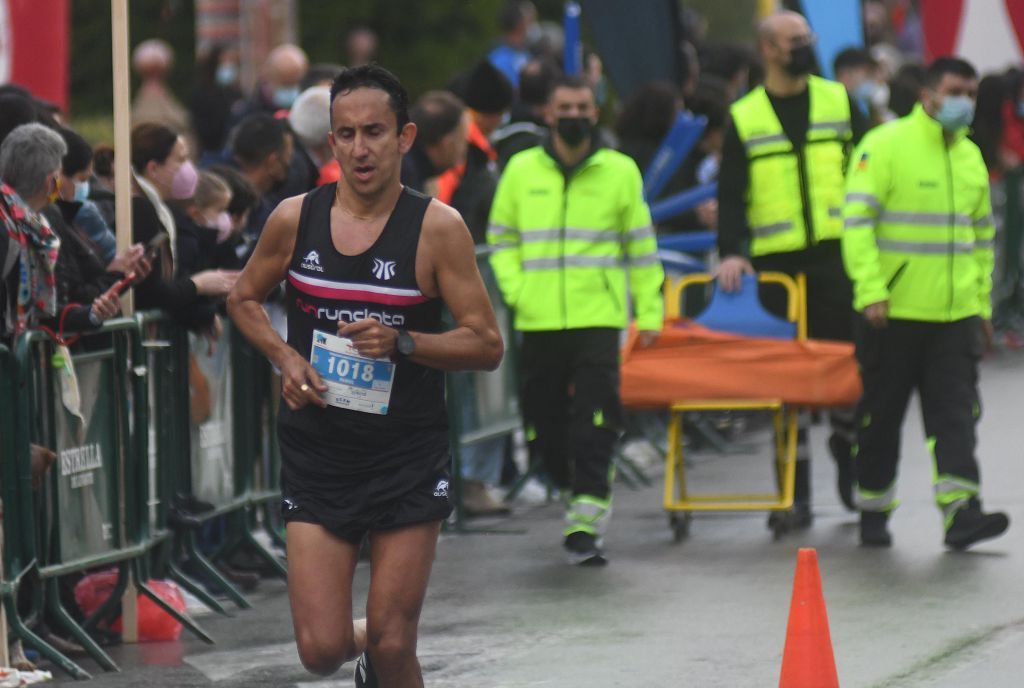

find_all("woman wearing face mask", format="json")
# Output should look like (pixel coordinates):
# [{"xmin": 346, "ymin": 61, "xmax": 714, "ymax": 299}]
[
  {"xmin": 130, "ymin": 123, "xmax": 239, "ymax": 332},
  {"xmin": 171, "ymin": 170, "xmax": 241, "ymax": 276},
  {"xmin": 45, "ymin": 127, "xmax": 152, "ymax": 311},
  {"xmin": 0, "ymin": 124, "xmax": 121, "ymax": 344}
]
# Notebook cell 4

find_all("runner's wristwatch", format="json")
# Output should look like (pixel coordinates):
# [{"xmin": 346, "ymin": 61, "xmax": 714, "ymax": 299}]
[{"xmin": 396, "ymin": 330, "xmax": 416, "ymax": 358}]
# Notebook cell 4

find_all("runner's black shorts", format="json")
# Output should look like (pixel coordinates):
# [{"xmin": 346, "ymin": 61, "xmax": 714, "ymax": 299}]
[{"xmin": 280, "ymin": 452, "xmax": 453, "ymax": 544}]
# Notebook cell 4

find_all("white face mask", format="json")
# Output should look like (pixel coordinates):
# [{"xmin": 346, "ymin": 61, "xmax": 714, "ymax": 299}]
[{"xmin": 74, "ymin": 179, "xmax": 91, "ymax": 203}]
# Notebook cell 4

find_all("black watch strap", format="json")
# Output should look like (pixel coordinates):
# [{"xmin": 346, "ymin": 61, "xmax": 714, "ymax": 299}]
[{"xmin": 396, "ymin": 329, "xmax": 416, "ymax": 357}]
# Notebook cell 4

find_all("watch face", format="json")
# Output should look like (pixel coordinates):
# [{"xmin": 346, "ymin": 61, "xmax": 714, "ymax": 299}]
[{"xmin": 398, "ymin": 331, "xmax": 415, "ymax": 355}]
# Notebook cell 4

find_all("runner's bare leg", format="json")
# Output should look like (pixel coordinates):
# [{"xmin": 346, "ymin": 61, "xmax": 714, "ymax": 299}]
[
  {"xmin": 287, "ymin": 522, "xmax": 363, "ymax": 675},
  {"xmin": 365, "ymin": 520, "xmax": 442, "ymax": 688}
]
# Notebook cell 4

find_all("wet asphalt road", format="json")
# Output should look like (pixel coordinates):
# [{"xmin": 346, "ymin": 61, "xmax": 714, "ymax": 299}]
[{"xmin": 51, "ymin": 352, "xmax": 1024, "ymax": 687}]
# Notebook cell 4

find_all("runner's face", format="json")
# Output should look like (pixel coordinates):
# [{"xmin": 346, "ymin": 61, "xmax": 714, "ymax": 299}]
[{"xmin": 329, "ymin": 87, "xmax": 414, "ymax": 197}]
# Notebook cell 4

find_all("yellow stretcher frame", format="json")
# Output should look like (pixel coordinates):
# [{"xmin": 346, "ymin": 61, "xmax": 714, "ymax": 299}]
[{"xmin": 660, "ymin": 272, "xmax": 806, "ymax": 541}]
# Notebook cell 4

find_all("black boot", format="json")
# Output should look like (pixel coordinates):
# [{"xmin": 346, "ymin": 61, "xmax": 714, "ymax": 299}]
[
  {"xmin": 944, "ymin": 498, "xmax": 1009, "ymax": 550},
  {"xmin": 828, "ymin": 433, "xmax": 856, "ymax": 511},
  {"xmin": 860, "ymin": 510, "xmax": 892, "ymax": 547}
]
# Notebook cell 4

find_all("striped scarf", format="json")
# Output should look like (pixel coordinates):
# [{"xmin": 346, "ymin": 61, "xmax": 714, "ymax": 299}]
[{"xmin": 0, "ymin": 182, "xmax": 60, "ymax": 336}]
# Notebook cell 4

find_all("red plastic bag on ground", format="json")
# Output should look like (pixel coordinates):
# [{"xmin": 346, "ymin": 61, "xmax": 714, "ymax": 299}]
[{"xmin": 74, "ymin": 569, "xmax": 186, "ymax": 641}]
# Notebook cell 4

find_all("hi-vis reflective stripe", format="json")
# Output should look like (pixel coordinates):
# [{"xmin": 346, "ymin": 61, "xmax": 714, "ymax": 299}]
[
  {"xmin": 487, "ymin": 223, "xmax": 517, "ymax": 250},
  {"xmin": 565, "ymin": 495, "xmax": 612, "ymax": 535},
  {"xmin": 520, "ymin": 228, "xmax": 618, "ymax": 243},
  {"xmin": 744, "ymin": 133, "xmax": 788, "ymax": 151},
  {"xmin": 751, "ymin": 221, "xmax": 793, "ymax": 238},
  {"xmin": 626, "ymin": 225, "xmax": 656, "ymax": 241},
  {"xmin": 845, "ymin": 192, "xmax": 881, "ymax": 211},
  {"xmin": 941, "ymin": 497, "xmax": 971, "ymax": 526},
  {"xmin": 875, "ymin": 239, "xmax": 975, "ymax": 255},
  {"xmin": 879, "ymin": 210, "xmax": 973, "ymax": 227},
  {"xmin": 522, "ymin": 256, "xmax": 621, "ymax": 270},
  {"xmin": 976, "ymin": 238, "xmax": 995, "ymax": 250},
  {"xmin": 487, "ymin": 222, "xmax": 515, "ymax": 235},
  {"xmin": 935, "ymin": 476, "xmax": 979, "ymax": 498},
  {"xmin": 628, "ymin": 254, "xmax": 660, "ymax": 267},
  {"xmin": 974, "ymin": 213, "xmax": 995, "ymax": 228},
  {"xmin": 855, "ymin": 482, "xmax": 897, "ymax": 511},
  {"xmin": 844, "ymin": 216, "xmax": 875, "ymax": 229},
  {"xmin": 809, "ymin": 120, "xmax": 851, "ymax": 133}
]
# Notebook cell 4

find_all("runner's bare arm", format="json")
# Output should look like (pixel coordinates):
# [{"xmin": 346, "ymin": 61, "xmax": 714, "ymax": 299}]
[
  {"xmin": 227, "ymin": 196, "xmax": 327, "ymax": 409},
  {"xmin": 340, "ymin": 201, "xmax": 503, "ymax": 371}
]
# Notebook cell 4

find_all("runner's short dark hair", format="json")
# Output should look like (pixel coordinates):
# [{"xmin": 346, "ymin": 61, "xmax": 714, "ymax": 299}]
[{"xmin": 329, "ymin": 64, "xmax": 410, "ymax": 131}]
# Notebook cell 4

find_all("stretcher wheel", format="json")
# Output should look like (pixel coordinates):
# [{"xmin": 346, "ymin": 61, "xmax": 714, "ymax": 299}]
[
  {"xmin": 767, "ymin": 510, "xmax": 791, "ymax": 540},
  {"xmin": 669, "ymin": 512, "xmax": 691, "ymax": 542}
]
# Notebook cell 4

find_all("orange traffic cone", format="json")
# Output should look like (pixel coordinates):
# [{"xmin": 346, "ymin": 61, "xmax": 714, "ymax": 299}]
[{"xmin": 779, "ymin": 548, "xmax": 839, "ymax": 688}]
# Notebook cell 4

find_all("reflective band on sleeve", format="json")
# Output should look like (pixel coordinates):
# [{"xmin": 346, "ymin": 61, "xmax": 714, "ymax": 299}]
[
  {"xmin": 974, "ymin": 213, "xmax": 995, "ymax": 228},
  {"xmin": 751, "ymin": 221, "xmax": 793, "ymax": 238},
  {"xmin": 879, "ymin": 210, "xmax": 973, "ymax": 227},
  {"xmin": 875, "ymin": 239, "xmax": 975, "ymax": 254},
  {"xmin": 626, "ymin": 225, "xmax": 656, "ymax": 241},
  {"xmin": 845, "ymin": 192, "xmax": 881, "ymax": 211},
  {"xmin": 489, "ymin": 241, "xmax": 517, "ymax": 250},
  {"xmin": 627, "ymin": 253, "xmax": 660, "ymax": 267},
  {"xmin": 976, "ymin": 238, "xmax": 995, "ymax": 250},
  {"xmin": 844, "ymin": 217, "xmax": 875, "ymax": 229}
]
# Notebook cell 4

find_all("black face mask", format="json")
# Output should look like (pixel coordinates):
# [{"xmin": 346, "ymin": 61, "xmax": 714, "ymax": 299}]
[
  {"xmin": 784, "ymin": 44, "xmax": 817, "ymax": 77},
  {"xmin": 556, "ymin": 117, "xmax": 593, "ymax": 147}
]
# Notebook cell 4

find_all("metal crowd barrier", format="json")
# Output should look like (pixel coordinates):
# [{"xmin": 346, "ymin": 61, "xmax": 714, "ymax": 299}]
[
  {"xmin": 0, "ymin": 313, "xmax": 287, "ymax": 680},
  {"xmin": 4, "ymin": 319, "xmax": 214, "ymax": 679},
  {"xmin": 444, "ymin": 248, "xmax": 525, "ymax": 531},
  {"xmin": 136, "ymin": 312, "xmax": 285, "ymax": 613}
]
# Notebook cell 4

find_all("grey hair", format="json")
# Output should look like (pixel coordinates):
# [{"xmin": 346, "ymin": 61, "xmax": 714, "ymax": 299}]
[{"xmin": 0, "ymin": 123, "xmax": 68, "ymax": 200}]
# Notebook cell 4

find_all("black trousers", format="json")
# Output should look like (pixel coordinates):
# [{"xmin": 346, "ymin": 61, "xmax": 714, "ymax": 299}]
[
  {"xmin": 854, "ymin": 316, "xmax": 983, "ymax": 507},
  {"xmin": 520, "ymin": 328, "xmax": 622, "ymax": 500},
  {"xmin": 751, "ymin": 240, "xmax": 855, "ymax": 343},
  {"xmin": 753, "ymin": 241, "xmax": 857, "ymax": 503}
]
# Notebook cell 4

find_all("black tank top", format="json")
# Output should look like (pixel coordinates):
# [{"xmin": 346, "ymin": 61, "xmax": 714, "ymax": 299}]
[{"xmin": 277, "ymin": 184, "xmax": 448, "ymax": 478}]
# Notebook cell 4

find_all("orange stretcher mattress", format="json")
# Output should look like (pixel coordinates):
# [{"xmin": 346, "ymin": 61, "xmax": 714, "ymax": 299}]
[{"xmin": 621, "ymin": 320, "xmax": 862, "ymax": 409}]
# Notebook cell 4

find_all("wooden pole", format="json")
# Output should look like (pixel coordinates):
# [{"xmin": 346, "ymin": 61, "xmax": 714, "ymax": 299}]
[
  {"xmin": 111, "ymin": 0, "xmax": 134, "ymax": 317},
  {"xmin": 111, "ymin": 0, "xmax": 139, "ymax": 643}
]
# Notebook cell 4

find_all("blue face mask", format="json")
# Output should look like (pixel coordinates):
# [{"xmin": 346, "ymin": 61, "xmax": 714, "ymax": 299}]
[
  {"xmin": 272, "ymin": 86, "xmax": 300, "ymax": 109},
  {"xmin": 215, "ymin": 62, "xmax": 238, "ymax": 87},
  {"xmin": 853, "ymin": 79, "xmax": 880, "ymax": 106},
  {"xmin": 934, "ymin": 94, "xmax": 975, "ymax": 131},
  {"xmin": 73, "ymin": 180, "xmax": 90, "ymax": 203}
]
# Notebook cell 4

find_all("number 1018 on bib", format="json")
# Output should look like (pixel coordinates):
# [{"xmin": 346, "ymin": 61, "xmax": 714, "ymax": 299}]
[{"xmin": 310, "ymin": 330, "xmax": 396, "ymax": 415}]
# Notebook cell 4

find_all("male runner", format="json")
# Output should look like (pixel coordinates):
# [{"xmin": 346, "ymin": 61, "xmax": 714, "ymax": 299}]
[{"xmin": 227, "ymin": 64, "xmax": 503, "ymax": 687}]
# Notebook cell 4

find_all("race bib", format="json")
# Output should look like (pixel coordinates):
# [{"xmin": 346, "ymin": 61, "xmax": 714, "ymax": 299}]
[{"xmin": 309, "ymin": 330, "xmax": 396, "ymax": 415}]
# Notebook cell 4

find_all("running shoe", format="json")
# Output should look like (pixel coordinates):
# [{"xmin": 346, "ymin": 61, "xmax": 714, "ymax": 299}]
[{"xmin": 354, "ymin": 650, "xmax": 378, "ymax": 688}]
